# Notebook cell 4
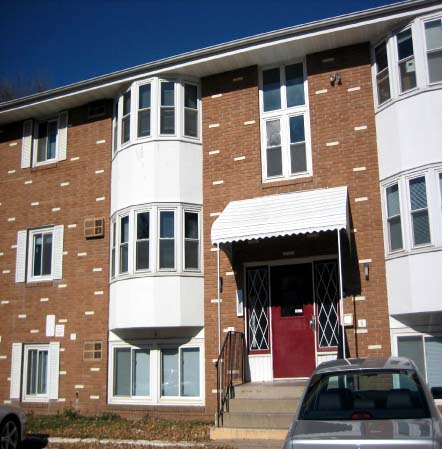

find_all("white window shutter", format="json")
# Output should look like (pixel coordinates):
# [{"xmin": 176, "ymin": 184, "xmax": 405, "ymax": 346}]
[
  {"xmin": 21, "ymin": 120, "xmax": 33, "ymax": 168},
  {"xmin": 53, "ymin": 225, "xmax": 64, "ymax": 280},
  {"xmin": 48, "ymin": 342, "xmax": 60, "ymax": 400},
  {"xmin": 15, "ymin": 230, "xmax": 27, "ymax": 283},
  {"xmin": 57, "ymin": 111, "xmax": 68, "ymax": 161},
  {"xmin": 10, "ymin": 343, "xmax": 23, "ymax": 399}
]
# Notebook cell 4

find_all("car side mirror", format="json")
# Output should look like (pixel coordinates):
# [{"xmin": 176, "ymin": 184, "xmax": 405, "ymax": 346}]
[{"xmin": 431, "ymin": 386, "xmax": 442, "ymax": 400}]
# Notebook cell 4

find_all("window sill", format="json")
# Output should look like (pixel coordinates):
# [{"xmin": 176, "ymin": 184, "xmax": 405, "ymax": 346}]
[
  {"xmin": 386, "ymin": 245, "xmax": 441, "ymax": 261},
  {"xmin": 31, "ymin": 162, "xmax": 58, "ymax": 172},
  {"xmin": 262, "ymin": 176, "xmax": 313, "ymax": 190},
  {"xmin": 25, "ymin": 281, "xmax": 54, "ymax": 288}
]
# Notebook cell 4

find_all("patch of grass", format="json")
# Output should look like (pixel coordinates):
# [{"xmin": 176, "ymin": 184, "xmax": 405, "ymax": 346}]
[{"xmin": 26, "ymin": 411, "xmax": 212, "ymax": 442}]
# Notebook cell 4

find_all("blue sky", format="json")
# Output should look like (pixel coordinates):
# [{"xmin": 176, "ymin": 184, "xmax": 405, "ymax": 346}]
[{"xmin": 1, "ymin": 0, "xmax": 401, "ymax": 90}]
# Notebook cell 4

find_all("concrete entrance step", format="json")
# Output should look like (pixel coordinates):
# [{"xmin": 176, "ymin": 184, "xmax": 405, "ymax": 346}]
[
  {"xmin": 229, "ymin": 398, "xmax": 298, "ymax": 413},
  {"xmin": 233, "ymin": 381, "xmax": 306, "ymax": 399},
  {"xmin": 222, "ymin": 411, "xmax": 293, "ymax": 429},
  {"xmin": 210, "ymin": 427, "xmax": 287, "ymax": 441}
]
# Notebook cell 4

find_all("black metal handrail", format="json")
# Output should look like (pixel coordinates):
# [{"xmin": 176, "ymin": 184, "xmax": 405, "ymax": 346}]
[{"xmin": 215, "ymin": 330, "xmax": 246, "ymax": 427}]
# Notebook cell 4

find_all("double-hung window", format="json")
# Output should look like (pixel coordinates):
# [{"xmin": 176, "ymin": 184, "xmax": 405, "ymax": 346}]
[
  {"xmin": 121, "ymin": 91, "xmax": 131, "ymax": 144},
  {"xmin": 184, "ymin": 84, "xmax": 198, "ymax": 138},
  {"xmin": 396, "ymin": 28, "xmax": 417, "ymax": 92},
  {"xmin": 375, "ymin": 41, "xmax": 391, "ymax": 104},
  {"xmin": 137, "ymin": 84, "xmax": 151, "ymax": 138},
  {"xmin": 424, "ymin": 19, "xmax": 442, "ymax": 84},
  {"xmin": 409, "ymin": 176, "xmax": 431, "ymax": 246},
  {"xmin": 111, "ymin": 222, "xmax": 116, "ymax": 277},
  {"xmin": 184, "ymin": 211, "xmax": 199, "ymax": 270},
  {"xmin": 135, "ymin": 211, "xmax": 150, "ymax": 271},
  {"xmin": 36, "ymin": 120, "xmax": 58, "ymax": 163},
  {"xmin": 261, "ymin": 62, "xmax": 310, "ymax": 181},
  {"xmin": 31, "ymin": 230, "xmax": 53, "ymax": 279},
  {"xmin": 25, "ymin": 346, "xmax": 48, "ymax": 398},
  {"xmin": 119, "ymin": 215, "xmax": 129, "ymax": 273},
  {"xmin": 386, "ymin": 183, "xmax": 403, "ymax": 251},
  {"xmin": 159, "ymin": 210, "xmax": 175, "ymax": 269},
  {"xmin": 114, "ymin": 347, "xmax": 150, "ymax": 397},
  {"xmin": 161, "ymin": 347, "xmax": 200, "ymax": 397},
  {"xmin": 160, "ymin": 81, "xmax": 175, "ymax": 135}
]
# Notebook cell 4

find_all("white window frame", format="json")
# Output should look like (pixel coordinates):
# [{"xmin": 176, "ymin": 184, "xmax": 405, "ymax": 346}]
[
  {"xmin": 384, "ymin": 181, "xmax": 405, "ymax": 254},
  {"xmin": 136, "ymin": 80, "xmax": 153, "ymax": 140},
  {"xmin": 27, "ymin": 227, "xmax": 55, "ymax": 282},
  {"xmin": 22, "ymin": 344, "xmax": 50, "ymax": 402},
  {"xmin": 158, "ymin": 208, "xmax": 176, "ymax": 271},
  {"xmin": 119, "ymin": 88, "xmax": 132, "ymax": 147},
  {"xmin": 159, "ymin": 80, "xmax": 177, "ymax": 137},
  {"xmin": 422, "ymin": 17, "xmax": 442, "ymax": 86},
  {"xmin": 111, "ymin": 220, "xmax": 117, "ymax": 278},
  {"xmin": 183, "ymin": 82, "xmax": 200, "ymax": 139},
  {"xmin": 259, "ymin": 60, "xmax": 312, "ymax": 183},
  {"xmin": 33, "ymin": 118, "xmax": 59, "ymax": 166},
  {"xmin": 406, "ymin": 173, "xmax": 432, "ymax": 249},
  {"xmin": 394, "ymin": 26, "xmax": 418, "ymax": 95},
  {"xmin": 119, "ymin": 214, "xmax": 130, "ymax": 274},
  {"xmin": 112, "ymin": 346, "xmax": 152, "ymax": 401},
  {"xmin": 374, "ymin": 39, "xmax": 392, "ymax": 106},
  {"xmin": 134, "ymin": 208, "xmax": 151, "ymax": 273},
  {"xmin": 183, "ymin": 208, "xmax": 201, "ymax": 272}
]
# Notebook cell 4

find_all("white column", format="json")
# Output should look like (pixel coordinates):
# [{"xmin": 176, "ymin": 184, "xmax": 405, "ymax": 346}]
[{"xmin": 337, "ymin": 229, "xmax": 346, "ymax": 358}]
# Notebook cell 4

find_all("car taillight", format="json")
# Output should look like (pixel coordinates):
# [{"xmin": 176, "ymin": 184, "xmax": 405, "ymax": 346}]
[{"xmin": 351, "ymin": 412, "xmax": 372, "ymax": 420}]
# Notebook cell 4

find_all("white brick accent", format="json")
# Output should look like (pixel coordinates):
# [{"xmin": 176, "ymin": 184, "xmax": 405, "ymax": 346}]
[
  {"xmin": 208, "ymin": 150, "xmax": 220, "ymax": 155},
  {"xmin": 9, "ymin": 142, "xmax": 17, "ymax": 147},
  {"xmin": 90, "ymin": 395, "xmax": 100, "ymax": 400},
  {"xmin": 68, "ymin": 224, "xmax": 77, "ymax": 229},
  {"xmin": 94, "ymin": 291, "xmax": 104, "ymax": 296},
  {"xmin": 243, "ymin": 120, "xmax": 255, "ymax": 125},
  {"xmin": 24, "ymin": 180, "xmax": 32, "ymax": 185},
  {"xmin": 95, "ymin": 169, "xmax": 104, "ymax": 174},
  {"xmin": 315, "ymin": 89, "xmax": 328, "ymax": 94},
  {"xmin": 40, "ymin": 297, "xmax": 49, "ymax": 302},
  {"xmin": 211, "ymin": 93, "xmax": 223, "ymax": 98},
  {"xmin": 0, "ymin": 301, "xmax": 9, "ymax": 305},
  {"xmin": 85, "ymin": 311, "xmax": 95, "ymax": 316},
  {"xmin": 368, "ymin": 344, "xmax": 382, "ymax": 350},
  {"xmin": 234, "ymin": 156, "xmax": 246, "ymax": 161},
  {"xmin": 77, "ymin": 252, "xmax": 87, "ymax": 257},
  {"xmin": 326, "ymin": 141, "xmax": 339, "ymax": 147},
  {"xmin": 7, "ymin": 218, "xmax": 16, "ymax": 222},
  {"xmin": 353, "ymin": 167, "xmax": 366, "ymax": 172},
  {"xmin": 355, "ymin": 197, "xmax": 368, "ymax": 202},
  {"xmin": 92, "ymin": 267, "xmax": 103, "ymax": 272},
  {"xmin": 359, "ymin": 259, "xmax": 373, "ymax": 264},
  {"xmin": 18, "ymin": 314, "xmax": 26, "ymax": 319},
  {"xmin": 225, "ymin": 271, "xmax": 235, "ymax": 276},
  {"xmin": 2, "ymin": 270, "xmax": 10, "ymax": 274},
  {"xmin": 30, "ymin": 329, "xmax": 40, "ymax": 334},
  {"xmin": 90, "ymin": 367, "xmax": 100, "ymax": 372},
  {"xmin": 348, "ymin": 86, "xmax": 361, "ymax": 92},
  {"xmin": 354, "ymin": 125, "xmax": 367, "ymax": 131},
  {"xmin": 96, "ymin": 196, "xmax": 105, "ymax": 202},
  {"xmin": 58, "ymin": 284, "xmax": 67, "ymax": 289},
  {"xmin": 60, "ymin": 182, "xmax": 70, "ymax": 187},
  {"xmin": 52, "ymin": 207, "xmax": 61, "ymax": 212},
  {"xmin": 209, "ymin": 212, "xmax": 221, "ymax": 217},
  {"xmin": 74, "ymin": 385, "xmax": 84, "ymax": 389},
  {"xmin": 70, "ymin": 156, "xmax": 80, "ymax": 161},
  {"xmin": 96, "ymin": 140, "xmax": 106, "ymax": 144},
  {"xmin": 31, "ymin": 202, "xmax": 39, "ymax": 206},
  {"xmin": 212, "ymin": 180, "xmax": 224, "ymax": 185},
  {"xmin": 208, "ymin": 123, "xmax": 220, "ymax": 128},
  {"xmin": 8, "ymin": 170, "xmax": 16, "ymax": 174}
]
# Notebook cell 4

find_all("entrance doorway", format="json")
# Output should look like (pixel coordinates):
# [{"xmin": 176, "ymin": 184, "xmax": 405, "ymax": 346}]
[{"xmin": 271, "ymin": 264, "xmax": 315, "ymax": 378}]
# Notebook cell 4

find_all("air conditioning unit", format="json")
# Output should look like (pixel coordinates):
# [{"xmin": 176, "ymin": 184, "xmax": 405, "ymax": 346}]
[{"xmin": 84, "ymin": 218, "xmax": 105, "ymax": 239}]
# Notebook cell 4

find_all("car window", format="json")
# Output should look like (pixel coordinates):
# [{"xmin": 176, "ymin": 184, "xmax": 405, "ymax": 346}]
[{"xmin": 299, "ymin": 370, "xmax": 430, "ymax": 421}]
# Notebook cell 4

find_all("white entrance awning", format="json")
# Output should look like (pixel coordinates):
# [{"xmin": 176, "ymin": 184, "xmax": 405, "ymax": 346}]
[{"xmin": 211, "ymin": 186, "xmax": 348, "ymax": 244}]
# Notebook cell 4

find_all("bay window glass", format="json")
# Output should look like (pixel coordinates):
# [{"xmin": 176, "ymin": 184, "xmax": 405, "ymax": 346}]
[
  {"xmin": 285, "ymin": 63, "xmax": 304, "ymax": 107},
  {"xmin": 111, "ymin": 222, "xmax": 116, "ymax": 277},
  {"xmin": 263, "ymin": 68, "xmax": 281, "ymax": 112},
  {"xmin": 113, "ymin": 348, "xmax": 150, "ymax": 397},
  {"xmin": 33, "ymin": 231, "xmax": 53, "ymax": 277},
  {"xmin": 119, "ymin": 215, "xmax": 129, "ymax": 273},
  {"xmin": 375, "ymin": 42, "xmax": 391, "ymax": 104},
  {"xmin": 161, "ymin": 349, "xmax": 178, "ymax": 396},
  {"xmin": 184, "ymin": 84, "xmax": 198, "ymax": 138},
  {"xmin": 138, "ymin": 84, "xmax": 151, "ymax": 137},
  {"xmin": 26, "ymin": 348, "xmax": 48, "ymax": 396},
  {"xmin": 424, "ymin": 19, "xmax": 442, "ymax": 83},
  {"xmin": 181, "ymin": 348, "xmax": 200, "ymax": 397},
  {"xmin": 121, "ymin": 91, "xmax": 131, "ymax": 144},
  {"xmin": 265, "ymin": 119, "xmax": 283, "ymax": 177},
  {"xmin": 136, "ymin": 212, "xmax": 150, "ymax": 271},
  {"xmin": 159, "ymin": 211, "xmax": 175, "ymax": 269},
  {"xmin": 289, "ymin": 115, "xmax": 307, "ymax": 174},
  {"xmin": 160, "ymin": 82, "xmax": 175, "ymax": 134},
  {"xmin": 409, "ymin": 176, "xmax": 431, "ymax": 246},
  {"xmin": 386, "ymin": 184, "xmax": 403, "ymax": 251},
  {"xmin": 397, "ymin": 29, "xmax": 417, "ymax": 92},
  {"xmin": 184, "ymin": 212, "xmax": 199, "ymax": 270}
]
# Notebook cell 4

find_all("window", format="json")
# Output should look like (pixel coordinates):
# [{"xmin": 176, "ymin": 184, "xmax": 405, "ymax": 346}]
[
  {"xmin": 396, "ymin": 28, "xmax": 417, "ymax": 92},
  {"xmin": 159, "ymin": 211, "xmax": 175, "ymax": 269},
  {"xmin": 121, "ymin": 91, "xmax": 131, "ymax": 144},
  {"xmin": 119, "ymin": 215, "xmax": 129, "ymax": 273},
  {"xmin": 184, "ymin": 211, "xmax": 199, "ymax": 270},
  {"xmin": 25, "ymin": 347, "xmax": 48, "ymax": 397},
  {"xmin": 135, "ymin": 211, "xmax": 150, "ymax": 271},
  {"xmin": 161, "ymin": 347, "xmax": 200, "ymax": 397},
  {"xmin": 375, "ymin": 42, "xmax": 391, "ymax": 104},
  {"xmin": 160, "ymin": 81, "xmax": 175, "ymax": 135},
  {"xmin": 261, "ymin": 62, "xmax": 310, "ymax": 181},
  {"xmin": 398, "ymin": 335, "xmax": 442, "ymax": 388},
  {"xmin": 114, "ymin": 348, "xmax": 150, "ymax": 397},
  {"xmin": 31, "ymin": 230, "xmax": 53, "ymax": 278},
  {"xmin": 137, "ymin": 84, "xmax": 151, "ymax": 138},
  {"xmin": 111, "ymin": 205, "xmax": 201, "ymax": 278},
  {"xmin": 386, "ymin": 183, "xmax": 403, "ymax": 251},
  {"xmin": 184, "ymin": 84, "xmax": 198, "ymax": 138},
  {"xmin": 424, "ymin": 19, "xmax": 442, "ymax": 83},
  {"xmin": 36, "ymin": 120, "xmax": 57, "ymax": 163},
  {"xmin": 83, "ymin": 341, "xmax": 102, "ymax": 361},
  {"xmin": 409, "ymin": 176, "xmax": 431, "ymax": 246}
]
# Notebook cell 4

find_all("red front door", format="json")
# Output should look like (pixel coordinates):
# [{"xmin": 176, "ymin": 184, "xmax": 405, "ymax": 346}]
[{"xmin": 271, "ymin": 264, "xmax": 316, "ymax": 378}]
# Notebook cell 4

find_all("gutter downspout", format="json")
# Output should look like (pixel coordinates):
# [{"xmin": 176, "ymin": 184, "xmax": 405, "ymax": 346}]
[
  {"xmin": 217, "ymin": 243, "xmax": 221, "ymax": 354},
  {"xmin": 337, "ymin": 229, "xmax": 346, "ymax": 358}
]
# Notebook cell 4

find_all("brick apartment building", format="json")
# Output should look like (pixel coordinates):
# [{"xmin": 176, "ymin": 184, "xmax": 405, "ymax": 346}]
[{"xmin": 0, "ymin": 0, "xmax": 440, "ymax": 430}]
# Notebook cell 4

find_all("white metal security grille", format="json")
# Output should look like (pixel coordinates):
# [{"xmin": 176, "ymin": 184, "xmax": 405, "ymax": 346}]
[
  {"xmin": 315, "ymin": 261, "xmax": 339, "ymax": 348},
  {"xmin": 247, "ymin": 268, "xmax": 269, "ymax": 351}
]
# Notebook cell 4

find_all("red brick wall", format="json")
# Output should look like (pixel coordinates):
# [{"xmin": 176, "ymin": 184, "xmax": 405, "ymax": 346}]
[
  {"xmin": 0, "ymin": 103, "xmax": 112, "ymax": 414},
  {"xmin": 202, "ymin": 44, "xmax": 391, "ymax": 415}
]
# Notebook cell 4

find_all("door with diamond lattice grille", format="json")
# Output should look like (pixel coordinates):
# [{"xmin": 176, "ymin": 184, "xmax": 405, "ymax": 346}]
[
  {"xmin": 246, "ymin": 267, "xmax": 270, "ymax": 354},
  {"xmin": 271, "ymin": 263, "xmax": 316, "ymax": 378},
  {"xmin": 314, "ymin": 260, "xmax": 340, "ymax": 352}
]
